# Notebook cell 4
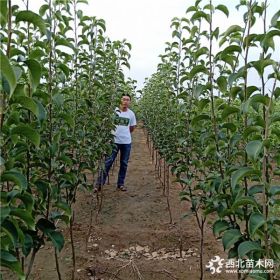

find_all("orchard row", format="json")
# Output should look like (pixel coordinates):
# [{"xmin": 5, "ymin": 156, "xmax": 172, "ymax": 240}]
[
  {"xmin": 139, "ymin": 0, "xmax": 280, "ymax": 279},
  {"xmin": 0, "ymin": 0, "xmax": 135, "ymax": 279}
]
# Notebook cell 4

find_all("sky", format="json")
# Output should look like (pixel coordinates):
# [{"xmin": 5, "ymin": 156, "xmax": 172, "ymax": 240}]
[
  {"xmin": 86, "ymin": 0, "xmax": 191, "ymax": 88},
  {"xmin": 86, "ymin": 0, "xmax": 279, "ymax": 90},
  {"xmin": 13, "ymin": 0, "xmax": 280, "ymax": 90}
]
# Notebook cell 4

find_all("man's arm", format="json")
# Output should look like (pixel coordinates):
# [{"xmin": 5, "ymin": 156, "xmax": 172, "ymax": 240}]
[{"xmin": 130, "ymin": 125, "xmax": 136, "ymax": 133}]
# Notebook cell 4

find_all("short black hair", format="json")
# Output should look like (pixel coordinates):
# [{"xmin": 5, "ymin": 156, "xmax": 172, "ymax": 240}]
[{"xmin": 121, "ymin": 93, "xmax": 131, "ymax": 100}]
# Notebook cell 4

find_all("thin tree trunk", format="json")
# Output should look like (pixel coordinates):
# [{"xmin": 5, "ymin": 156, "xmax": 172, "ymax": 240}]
[
  {"xmin": 54, "ymin": 248, "xmax": 62, "ymax": 280},
  {"xmin": 70, "ymin": 213, "xmax": 76, "ymax": 280}
]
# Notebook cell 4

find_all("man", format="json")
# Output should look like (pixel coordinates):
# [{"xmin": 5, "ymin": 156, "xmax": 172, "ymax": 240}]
[{"xmin": 95, "ymin": 93, "xmax": 136, "ymax": 192}]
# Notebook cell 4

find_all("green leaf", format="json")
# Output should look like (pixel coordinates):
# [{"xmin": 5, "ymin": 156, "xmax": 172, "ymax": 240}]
[
  {"xmin": 34, "ymin": 180, "xmax": 49, "ymax": 199},
  {"xmin": 191, "ymin": 114, "xmax": 211, "ymax": 125},
  {"xmin": 10, "ymin": 50, "xmax": 25, "ymax": 61},
  {"xmin": 194, "ymin": 47, "xmax": 208, "ymax": 59},
  {"xmin": 186, "ymin": 6, "xmax": 197, "ymax": 13},
  {"xmin": 217, "ymin": 53, "xmax": 235, "ymax": 68},
  {"xmin": 217, "ymin": 76, "xmax": 227, "ymax": 93},
  {"xmin": 228, "ymin": 247, "xmax": 238, "ymax": 259},
  {"xmin": 2, "ymin": 219, "xmax": 21, "ymax": 246},
  {"xmin": 254, "ymin": 116, "xmax": 265, "ymax": 128},
  {"xmin": 39, "ymin": 4, "xmax": 49, "ymax": 16},
  {"xmin": 228, "ymin": 67, "xmax": 244, "ymax": 87},
  {"xmin": 77, "ymin": 0, "xmax": 89, "ymax": 4},
  {"xmin": 222, "ymin": 25, "xmax": 243, "ymax": 37},
  {"xmin": 36, "ymin": 218, "xmax": 56, "ymax": 232},
  {"xmin": 212, "ymin": 27, "xmax": 220, "ymax": 39},
  {"xmin": 189, "ymin": 65, "xmax": 208, "ymax": 79},
  {"xmin": 222, "ymin": 122, "xmax": 236, "ymax": 132},
  {"xmin": 172, "ymin": 30, "xmax": 181, "ymax": 39},
  {"xmin": 270, "ymin": 186, "xmax": 280, "ymax": 196},
  {"xmin": 204, "ymin": 4, "xmax": 214, "ymax": 10},
  {"xmin": 14, "ymin": 96, "xmax": 39, "ymax": 117},
  {"xmin": 271, "ymin": 128, "xmax": 280, "ymax": 138},
  {"xmin": 193, "ymin": 84, "xmax": 205, "ymax": 98},
  {"xmin": 0, "ymin": 250, "xmax": 17, "ymax": 262},
  {"xmin": 54, "ymin": 201, "xmax": 71, "ymax": 216},
  {"xmin": 271, "ymin": 243, "xmax": 280, "ymax": 259},
  {"xmin": 250, "ymin": 59, "xmax": 275, "ymax": 77},
  {"xmin": 35, "ymin": 100, "xmax": 47, "ymax": 122},
  {"xmin": 271, "ymin": 10, "xmax": 280, "ymax": 26},
  {"xmin": 231, "ymin": 167, "xmax": 260, "ymax": 189},
  {"xmin": 232, "ymin": 196, "xmax": 258, "ymax": 210},
  {"xmin": 0, "ymin": 250, "xmax": 25, "ymax": 280},
  {"xmin": 46, "ymin": 230, "xmax": 64, "ymax": 252},
  {"xmin": 16, "ymin": 192, "xmax": 34, "ymax": 212},
  {"xmin": 11, "ymin": 124, "xmax": 40, "ymax": 147},
  {"xmin": 238, "ymin": 241, "xmax": 263, "ymax": 258},
  {"xmin": 246, "ymin": 140, "xmax": 263, "ymax": 161},
  {"xmin": 248, "ymin": 185, "xmax": 263, "ymax": 196},
  {"xmin": 125, "ymin": 42, "xmax": 132, "ymax": 50},
  {"xmin": 243, "ymin": 126, "xmax": 262, "ymax": 138},
  {"xmin": 230, "ymin": 86, "xmax": 242, "ymax": 100},
  {"xmin": 197, "ymin": 99, "xmax": 210, "ymax": 110},
  {"xmin": 222, "ymin": 229, "xmax": 242, "ymax": 250},
  {"xmin": 180, "ymin": 75, "xmax": 189, "ymax": 84},
  {"xmin": 25, "ymin": 59, "xmax": 42, "ymax": 92},
  {"xmin": 273, "ymin": 87, "xmax": 280, "ymax": 99},
  {"xmin": 0, "ymin": 207, "xmax": 10, "ymax": 224},
  {"xmin": 55, "ymin": 37, "xmax": 75, "ymax": 50},
  {"xmin": 7, "ymin": 190, "xmax": 21, "ymax": 201},
  {"xmin": 0, "ymin": 0, "xmax": 8, "ymax": 27},
  {"xmin": 247, "ymin": 86, "xmax": 259, "ymax": 98},
  {"xmin": 16, "ymin": 10, "xmax": 46, "ymax": 35},
  {"xmin": 96, "ymin": 19, "xmax": 106, "ymax": 32},
  {"xmin": 270, "ymin": 113, "xmax": 280, "ymax": 124},
  {"xmin": 221, "ymin": 105, "xmax": 239, "ymax": 119},
  {"xmin": 29, "ymin": 48, "xmax": 45, "ymax": 59},
  {"xmin": 13, "ymin": 83, "xmax": 25, "ymax": 97},
  {"xmin": 213, "ymin": 220, "xmax": 230, "ymax": 236},
  {"xmin": 261, "ymin": 30, "xmax": 280, "ymax": 51},
  {"xmin": 52, "ymin": 93, "xmax": 64, "ymax": 106},
  {"xmin": 222, "ymin": 45, "xmax": 242, "ymax": 54},
  {"xmin": 59, "ymin": 112, "xmax": 74, "ymax": 127},
  {"xmin": 1, "ymin": 170, "xmax": 27, "ymax": 190},
  {"xmin": 241, "ymin": 99, "xmax": 251, "ymax": 114},
  {"xmin": 10, "ymin": 208, "xmax": 35, "ymax": 230},
  {"xmin": 57, "ymin": 63, "xmax": 70, "ymax": 78},
  {"xmin": 0, "ymin": 49, "xmax": 17, "ymax": 96},
  {"xmin": 22, "ymin": 233, "xmax": 33, "ymax": 257},
  {"xmin": 190, "ymin": 11, "xmax": 210, "ymax": 23},
  {"xmin": 249, "ymin": 212, "xmax": 265, "ymax": 236},
  {"xmin": 215, "ymin": 4, "xmax": 229, "ymax": 17}
]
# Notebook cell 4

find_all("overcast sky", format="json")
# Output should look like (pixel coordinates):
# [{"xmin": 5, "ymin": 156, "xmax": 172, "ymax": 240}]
[
  {"xmin": 87, "ymin": 0, "xmax": 279, "ymax": 88},
  {"xmin": 87, "ymin": 0, "xmax": 191, "ymax": 88},
  {"xmin": 14, "ymin": 0, "xmax": 279, "ymax": 89}
]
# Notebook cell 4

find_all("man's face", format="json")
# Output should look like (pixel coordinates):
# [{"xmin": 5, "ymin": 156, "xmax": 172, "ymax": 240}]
[{"xmin": 121, "ymin": 95, "xmax": 131, "ymax": 107}]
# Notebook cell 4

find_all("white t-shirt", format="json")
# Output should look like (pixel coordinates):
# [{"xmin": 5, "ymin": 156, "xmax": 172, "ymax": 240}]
[{"xmin": 113, "ymin": 107, "xmax": 136, "ymax": 144}]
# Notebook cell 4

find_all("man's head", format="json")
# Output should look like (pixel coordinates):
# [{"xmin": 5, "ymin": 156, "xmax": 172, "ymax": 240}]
[{"xmin": 120, "ymin": 94, "xmax": 131, "ymax": 110}]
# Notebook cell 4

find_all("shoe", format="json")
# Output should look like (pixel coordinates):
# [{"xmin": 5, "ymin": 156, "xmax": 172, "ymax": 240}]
[{"xmin": 117, "ymin": 185, "xmax": 127, "ymax": 191}]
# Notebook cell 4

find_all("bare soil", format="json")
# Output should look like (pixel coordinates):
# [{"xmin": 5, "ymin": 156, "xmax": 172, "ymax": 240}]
[{"xmin": 7, "ymin": 127, "xmax": 238, "ymax": 280}]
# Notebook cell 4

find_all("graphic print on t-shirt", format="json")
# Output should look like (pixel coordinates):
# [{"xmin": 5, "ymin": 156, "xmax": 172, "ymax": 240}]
[{"xmin": 115, "ymin": 115, "xmax": 130, "ymax": 126}]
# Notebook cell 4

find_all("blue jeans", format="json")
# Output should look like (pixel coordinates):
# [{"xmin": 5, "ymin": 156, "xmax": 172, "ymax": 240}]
[{"xmin": 96, "ymin": 143, "xmax": 132, "ymax": 187}]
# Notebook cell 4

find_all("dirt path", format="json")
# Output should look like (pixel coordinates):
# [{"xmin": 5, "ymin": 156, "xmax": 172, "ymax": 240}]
[{"xmin": 29, "ymin": 127, "xmax": 236, "ymax": 280}]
